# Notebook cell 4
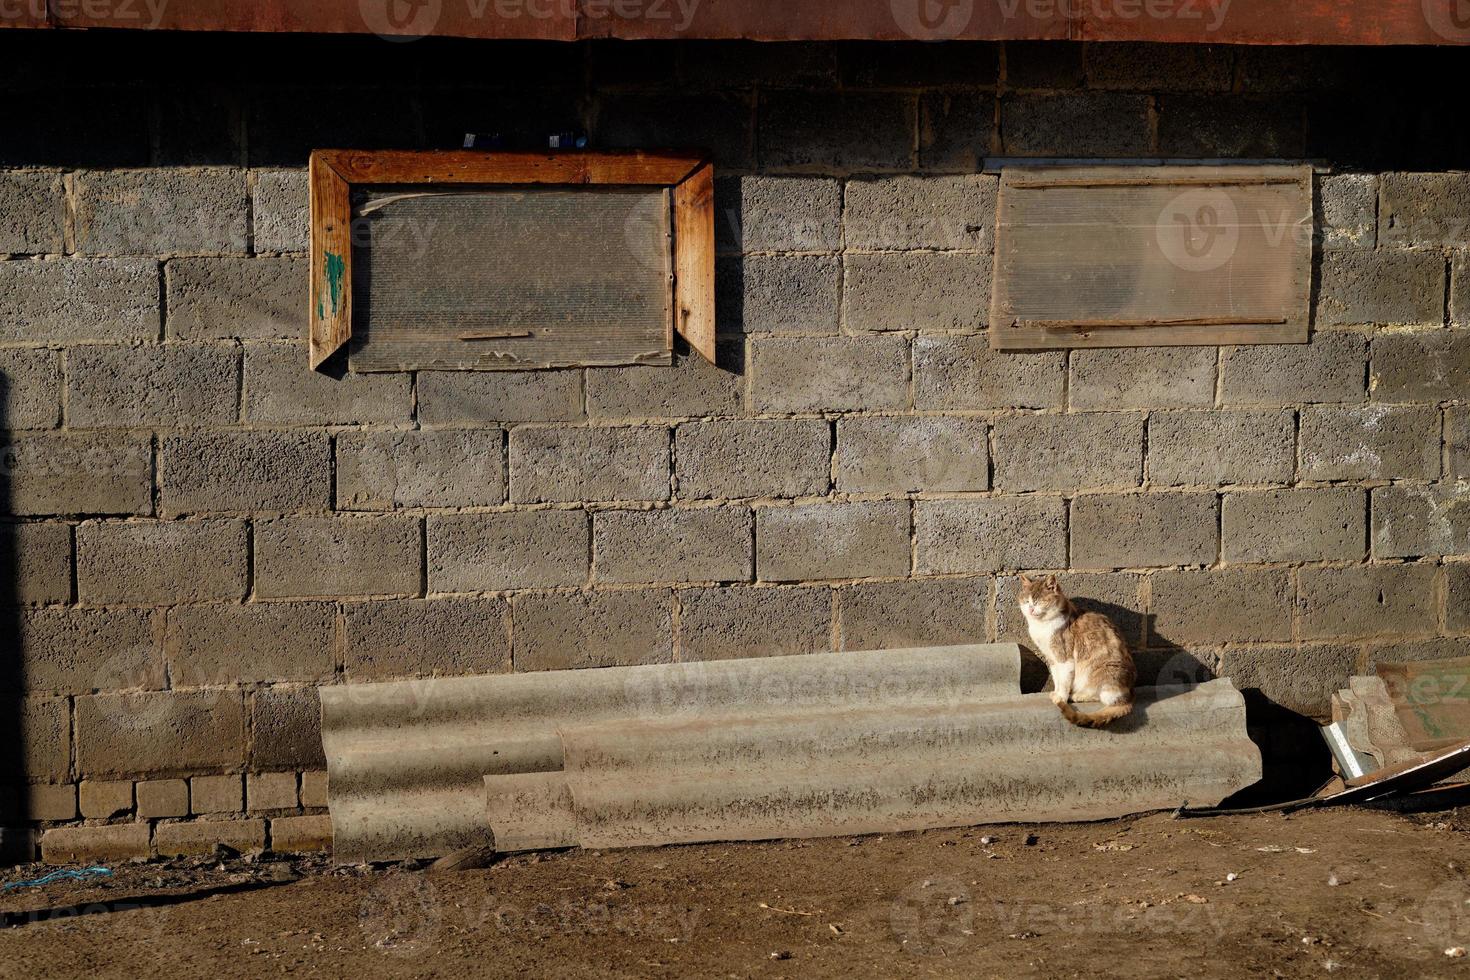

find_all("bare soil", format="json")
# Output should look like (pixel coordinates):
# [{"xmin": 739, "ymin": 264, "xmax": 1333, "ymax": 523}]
[{"xmin": 6, "ymin": 807, "xmax": 1470, "ymax": 978}]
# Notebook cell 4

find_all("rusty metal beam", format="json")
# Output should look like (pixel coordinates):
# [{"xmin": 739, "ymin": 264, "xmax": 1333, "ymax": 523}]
[{"xmin": 7, "ymin": 0, "xmax": 1469, "ymax": 45}]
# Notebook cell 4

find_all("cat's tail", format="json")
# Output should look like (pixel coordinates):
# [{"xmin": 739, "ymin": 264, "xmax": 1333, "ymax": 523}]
[{"xmin": 1057, "ymin": 700, "xmax": 1133, "ymax": 729}]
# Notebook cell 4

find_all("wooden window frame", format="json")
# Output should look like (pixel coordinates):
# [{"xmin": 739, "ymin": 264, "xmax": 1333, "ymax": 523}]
[
  {"xmin": 308, "ymin": 149, "xmax": 716, "ymax": 371},
  {"xmin": 989, "ymin": 164, "xmax": 1314, "ymax": 350}
]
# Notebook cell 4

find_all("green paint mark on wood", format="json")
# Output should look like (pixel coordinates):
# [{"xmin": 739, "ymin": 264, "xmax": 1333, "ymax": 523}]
[{"xmin": 323, "ymin": 250, "xmax": 346, "ymax": 319}]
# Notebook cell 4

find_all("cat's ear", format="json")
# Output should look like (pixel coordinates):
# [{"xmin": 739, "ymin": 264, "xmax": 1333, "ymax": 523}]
[
  {"xmin": 1043, "ymin": 574, "xmax": 1059, "ymax": 589},
  {"xmin": 1019, "ymin": 573, "xmax": 1033, "ymax": 586}
]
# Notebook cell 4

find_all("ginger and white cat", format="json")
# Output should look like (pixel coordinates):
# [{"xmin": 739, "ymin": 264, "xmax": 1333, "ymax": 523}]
[{"xmin": 1017, "ymin": 574, "xmax": 1136, "ymax": 729}]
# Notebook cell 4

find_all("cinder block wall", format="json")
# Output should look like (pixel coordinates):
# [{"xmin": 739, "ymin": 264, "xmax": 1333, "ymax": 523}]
[{"xmin": 2, "ymin": 34, "xmax": 1468, "ymax": 861}]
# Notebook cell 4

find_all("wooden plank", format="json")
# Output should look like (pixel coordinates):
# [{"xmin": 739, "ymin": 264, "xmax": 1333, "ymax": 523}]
[
  {"xmin": 990, "ymin": 164, "xmax": 1314, "ymax": 350},
  {"xmin": 11, "ymin": 0, "xmax": 1470, "ymax": 43},
  {"xmin": 672, "ymin": 162, "xmax": 717, "ymax": 365},
  {"xmin": 317, "ymin": 150, "xmax": 704, "ymax": 188},
  {"xmin": 308, "ymin": 153, "xmax": 353, "ymax": 369}
]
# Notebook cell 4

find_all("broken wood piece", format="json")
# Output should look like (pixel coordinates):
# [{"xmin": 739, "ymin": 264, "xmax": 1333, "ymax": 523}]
[{"xmin": 459, "ymin": 330, "xmax": 533, "ymax": 341}]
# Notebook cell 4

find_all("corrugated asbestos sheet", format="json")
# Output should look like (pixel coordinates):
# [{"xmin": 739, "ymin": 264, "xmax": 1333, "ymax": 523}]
[
  {"xmin": 321, "ymin": 644, "xmax": 1023, "ymax": 863},
  {"xmin": 323, "ymin": 646, "xmax": 1261, "ymax": 862}
]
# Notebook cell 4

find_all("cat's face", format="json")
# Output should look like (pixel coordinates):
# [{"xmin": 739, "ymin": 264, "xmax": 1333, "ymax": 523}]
[{"xmin": 1017, "ymin": 574, "xmax": 1066, "ymax": 620}]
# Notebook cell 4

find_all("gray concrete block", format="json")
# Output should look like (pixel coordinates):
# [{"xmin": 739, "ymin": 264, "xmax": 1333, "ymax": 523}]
[
  {"xmin": 1222, "ymin": 487, "xmax": 1365, "ymax": 563},
  {"xmin": 1220, "ymin": 330, "xmax": 1367, "ymax": 406},
  {"xmin": 1070, "ymin": 493, "xmax": 1217, "ymax": 569},
  {"xmin": 190, "ymin": 774, "xmax": 242, "ymax": 814},
  {"xmin": 595, "ymin": 91, "xmax": 755, "ymax": 170},
  {"xmin": 844, "ymin": 175, "xmax": 997, "ymax": 251},
  {"xmin": 136, "ymin": 778, "xmax": 189, "ymax": 818},
  {"xmin": 0, "ymin": 259, "xmax": 159, "ymax": 343},
  {"xmin": 67, "ymin": 343, "xmax": 238, "ymax": 428},
  {"xmin": 1449, "ymin": 406, "xmax": 1470, "ymax": 478},
  {"xmin": 1454, "ymin": 252, "xmax": 1470, "ymax": 329},
  {"xmin": 74, "ymin": 168, "xmax": 248, "ymax": 254},
  {"xmin": 717, "ymin": 255, "xmax": 841, "ymax": 334},
  {"xmin": 594, "ymin": 508, "xmax": 753, "ymax": 584},
  {"xmin": 247, "ymin": 771, "xmax": 298, "ymax": 811},
  {"xmin": 1298, "ymin": 563, "xmax": 1439, "ymax": 640},
  {"xmin": 336, "ymin": 430, "xmax": 504, "ymax": 510},
  {"xmin": 41, "ymin": 824, "xmax": 151, "ymax": 863},
  {"xmin": 1372, "ymin": 330, "xmax": 1470, "ymax": 403},
  {"xmin": 750, "ymin": 336, "xmax": 909, "ymax": 414},
  {"xmin": 992, "ymin": 413, "xmax": 1141, "ymax": 493},
  {"xmin": 0, "ymin": 346, "xmax": 61, "ymax": 429},
  {"xmin": 1002, "ymin": 94, "xmax": 1151, "ymax": 156},
  {"xmin": 251, "ymin": 169, "xmax": 309, "ymax": 253},
  {"xmin": 759, "ymin": 92, "xmax": 916, "ymax": 173},
  {"xmin": 509, "ymin": 426, "xmax": 670, "ymax": 503},
  {"xmin": 0, "ymin": 170, "xmax": 65, "ymax": 253},
  {"xmin": 252, "ymin": 686, "xmax": 327, "ymax": 770},
  {"xmin": 757, "ymin": 501, "xmax": 910, "ymax": 582},
  {"xmin": 1150, "ymin": 568, "xmax": 1294, "ymax": 644},
  {"xmin": 837, "ymin": 577, "xmax": 989, "ymax": 651},
  {"xmin": 1379, "ymin": 172, "xmax": 1470, "ymax": 248},
  {"xmin": 913, "ymin": 335, "xmax": 1064, "ymax": 411},
  {"xmin": 165, "ymin": 603, "xmax": 335, "ymax": 685},
  {"xmin": 587, "ymin": 344, "xmax": 744, "ymax": 420},
  {"xmin": 837, "ymin": 416, "xmax": 988, "ymax": 494},
  {"xmin": 344, "ymin": 598, "xmax": 511, "ymax": 680},
  {"xmin": 167, "ymin": 256, "xmax": 306, "ymax": 341},
  {"xmin": 18, "ymin": 697, "xmax": 70, "ymax": 783},
  {"xmin": 254, "ymin": 515, "xmax": 421, "ymax": 600},
  {"xmin": 1070, "ymin": 347, "xmax": 1217, "ymax": 411},
  {"xmin": 243, "ymin": 344, "xmax": 412, "ymax": 426},
  {"xmin": 915, "ymin": 497, "xmax": 1066, "ymax": 574},
  {"xmin": 19, "ymin": 607, "xmax": 161, "ymax": 695},
  {"xmin": 714, "ymin": 176, "xmax": 842, "ymax": 253},
  {"xmin": 76, "ymin": 689, "xmax": 246, "ymax": 776},
  {"xmin": 1147, "ymin": 410, "xmax": 1295, "ymax": 487},
  {"xmin": 1157, "ymin": 95, "xmax": 1304, "ymax": 157},
  {"xmin": 160, "ymin": 431, "xmax": 332, "ymax": 515},
  {"xmin": 513, "ymin": 590, "xmax": 673, "ymax": 671},
  {"xmin": 1003, "ymin": 42, "xmax": 1084, "ymax": 89},
  {"xmin": 1299, "ymin": 404, "xmax": 1440, "ymax": 480},
  {"xmin": 1372, "ymin": 485, "xmax": 1470, "ymax": 559},
  {"xmin": 1, "ymin": 432, "xmax": 153, "ymax": 516},
  {"xmin": 428, "ymin": 511, "xmax": 589, "ymax": 593},
  {"xmin": 418, "ymin": 370, "xmax": 584, "ymax": 425},
  {"xmin": 1317, "ymin": 250, "xmax": 1445, "ymax": 327},
  {"xmin": 1447, "ymin": 563, "xmax": 1470, "ymax": 632},
  {"xmin": 843, "ymin": 252, "xmax": 989, "ymax": 333},
  {"xmin": 678, "ymin": 585, "xmax": 833, "ymax": 662},
  {"xmin": 77, "ymin": 519, "xmax": 248, "ymax": 603},
  {"xmin": 78, "ymin": 779, "xmax": 133, "ymax": 819},
  {"xmin": 1219, "ymin": 644, "xmax": 1357, "ymax": 717},
  {"xmin": 155, "ymin": 819, "xmax": 266, "ymax": 857},
  {"xmin": 0, "ymin": 522, "xmax": 72, "ymax": 604},
  {"xmin": 1317, "ymin": 174, "xmax": 1377, "ymax": 250},
  {"xmin": 1084, "ymin": 43, "xmax": 1233, "ymax": 91},
  {"xmin": 676, "ymin": 419, "xmax": 831, "ymax": 500},
  {"xmin": 920, "ymin": 92, "xmax": 996, "ymax": 172}
]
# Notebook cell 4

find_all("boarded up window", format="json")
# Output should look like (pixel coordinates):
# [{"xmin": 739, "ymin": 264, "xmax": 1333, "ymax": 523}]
[
  {"xmin": 308, "ymin": 150, "xmax": 714, "ymax": 372},
  {"xmin": 990, "ymin": 165, "xmax": 1313, "ymax": 349},
  {"xmin": 351, "ymin": 188, "xmax": 673, "ymax": 372}
]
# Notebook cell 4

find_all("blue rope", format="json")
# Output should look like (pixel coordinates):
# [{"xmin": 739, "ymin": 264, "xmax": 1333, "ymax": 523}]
[{"xmin": 2, "ymin": 867, "xmax": 113, "ymax": 891}]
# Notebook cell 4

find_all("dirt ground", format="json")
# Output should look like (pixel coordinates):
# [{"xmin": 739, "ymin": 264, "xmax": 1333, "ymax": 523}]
[{"xmin": 5, "ymin": 808, "xmax": 1470, "ymax": 978}]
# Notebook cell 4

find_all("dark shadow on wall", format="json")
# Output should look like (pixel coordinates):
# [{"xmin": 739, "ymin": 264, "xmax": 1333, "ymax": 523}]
[
  {"xmin": 1013, "ymin": 599, "xmax": 1332, "ymax": 809},
  {"xmin": 0, "ymin": 369, "xmax": 28, "ymax": 865}
]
